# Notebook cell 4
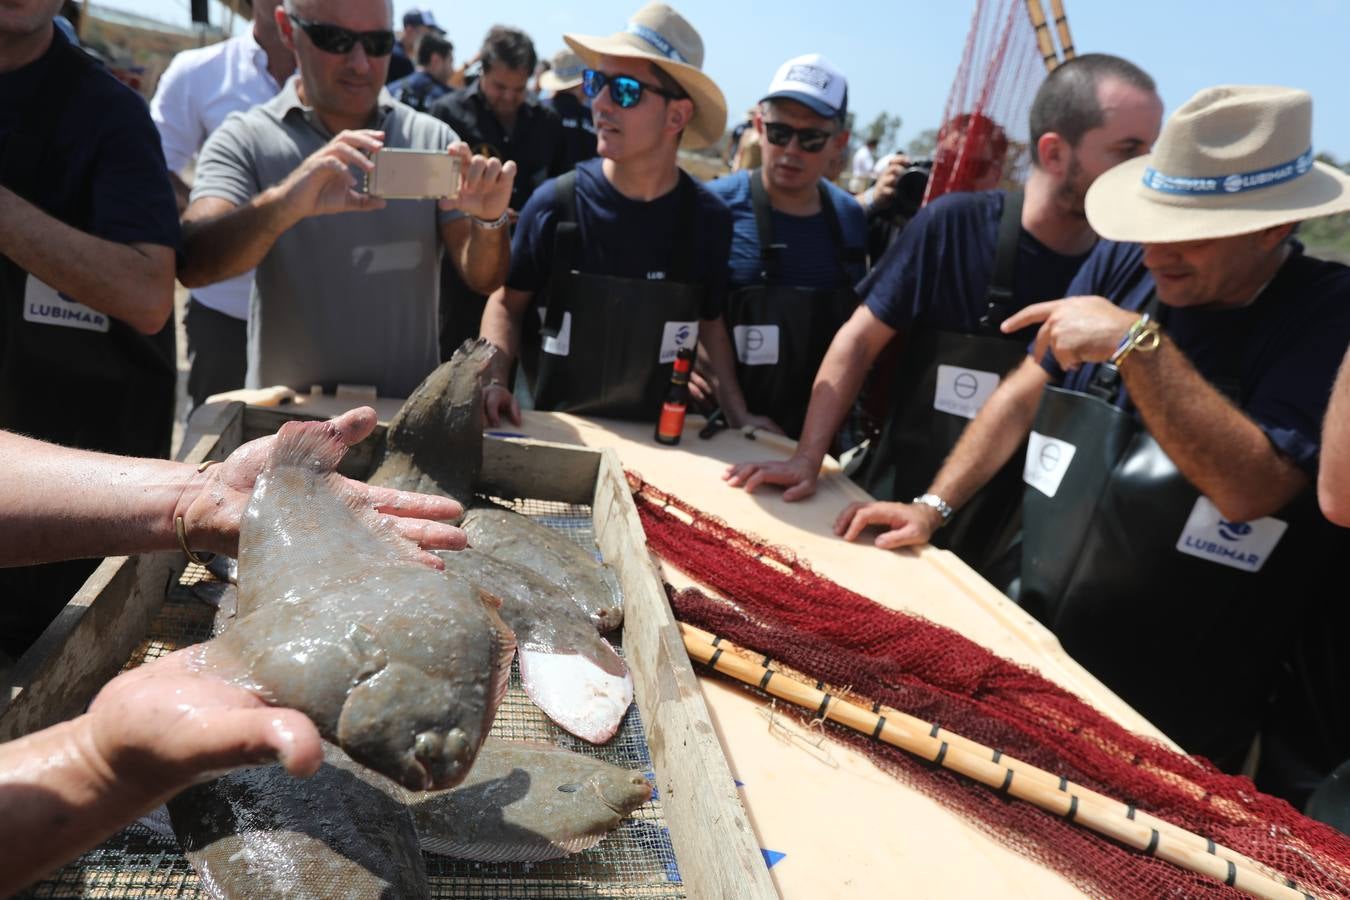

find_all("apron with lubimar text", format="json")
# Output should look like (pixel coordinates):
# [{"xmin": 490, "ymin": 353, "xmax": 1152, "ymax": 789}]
[
  {"xmin": 1017, "ymin": 294, "xmax": 1342, "ymax": 771},
  {"xmin": 0, "ymin": 36, "xmax": 176, "ymax": 658}
]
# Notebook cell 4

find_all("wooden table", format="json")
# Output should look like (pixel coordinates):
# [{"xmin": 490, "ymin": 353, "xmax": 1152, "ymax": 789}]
[{"xmin": 238, "ymin": 393, "xmax": 1173, "ymax": 899}]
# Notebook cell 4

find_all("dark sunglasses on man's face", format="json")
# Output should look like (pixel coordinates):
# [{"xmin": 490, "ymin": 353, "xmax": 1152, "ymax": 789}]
[
  {"xmin": 582, "ymin": 68, "xmax": 683, "ymax": 110},
  {"xmin": 762, "ymin": 121, "xmax": 836, "ymax": 154},
  {"xmin": 289, "ymin": 14, "xmax": 396, "ymax": 57}
]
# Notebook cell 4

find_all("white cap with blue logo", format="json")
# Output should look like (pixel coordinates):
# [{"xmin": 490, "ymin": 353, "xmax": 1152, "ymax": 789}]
[{"xmin": 760, "ymin": 53, "xmax": 848, "ymax": 121}]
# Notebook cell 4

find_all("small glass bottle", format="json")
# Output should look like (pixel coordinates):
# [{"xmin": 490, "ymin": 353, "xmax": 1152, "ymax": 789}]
[{"xmin": 654, "ymin": 347, "xmax": 695, "ymax": 445}]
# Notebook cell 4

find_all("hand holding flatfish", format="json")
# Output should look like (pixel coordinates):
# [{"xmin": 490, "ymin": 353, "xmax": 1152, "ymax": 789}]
[
  {"xmin": 178, "ymin": 405, "xmax": 467, "ymax": 565},
  {"xmin": 197, "ymin": 415, "xmax": 515, "ymax": 791}
]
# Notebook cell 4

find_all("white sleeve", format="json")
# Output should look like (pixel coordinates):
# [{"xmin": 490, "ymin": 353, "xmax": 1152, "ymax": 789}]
[{"xmin": 149, "ymin": 52, "xmax": 205, "ymax": 175}]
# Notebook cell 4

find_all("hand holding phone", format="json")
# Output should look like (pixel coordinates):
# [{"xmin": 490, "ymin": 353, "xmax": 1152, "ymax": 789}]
[{"xmin": 365, "ymin": 148, "xmax": 462, "ymax": 200}]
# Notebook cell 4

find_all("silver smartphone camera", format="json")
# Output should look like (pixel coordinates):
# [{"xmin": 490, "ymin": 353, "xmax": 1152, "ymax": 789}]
[{"xmin": 365, "ymin": 148, "xmax": 462, "ymax": 200}]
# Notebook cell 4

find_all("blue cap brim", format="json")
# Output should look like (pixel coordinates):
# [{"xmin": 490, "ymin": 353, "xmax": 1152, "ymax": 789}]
[{"xmin": 759, "ymin": 89, "xmax": 844, "ymax": 120}]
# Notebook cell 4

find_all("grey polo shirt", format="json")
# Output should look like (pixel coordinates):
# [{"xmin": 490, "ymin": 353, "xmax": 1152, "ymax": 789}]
[{"xmin": 192, "ymin": 76, "xmax": 463, "ymax": 398}]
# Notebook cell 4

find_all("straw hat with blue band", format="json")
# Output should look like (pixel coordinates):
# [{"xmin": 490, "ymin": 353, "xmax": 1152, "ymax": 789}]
[
  {"xmin": 1085, "ymin": 85, "xmax": 1350, "ymax": 243},
  {"xmin": 540, "ymin": 50, "xmax": 586, "ymax": 93},
  {"xmin": 563, "ymin": 3, "xmax": 727, "ymax": 150}
]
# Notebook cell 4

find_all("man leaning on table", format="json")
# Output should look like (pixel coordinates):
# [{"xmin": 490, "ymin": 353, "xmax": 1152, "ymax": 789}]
[{"xmin": 835, "ymin": 86, "xmax": 1350, "ymax": 804}]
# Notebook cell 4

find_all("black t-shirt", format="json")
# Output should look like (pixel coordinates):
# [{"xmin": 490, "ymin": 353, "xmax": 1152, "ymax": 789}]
[
  {"xmin": 507, "ymin": 158, "xmax": 732, "ymax": 320},
  {"xmin": 428, "ymin": 82, "xmax": 563, "ymax": 212},
  {"xmin": 547, "ymin": 91, "xmax": 597, "ymax": 173},
  {"xmin": 859, "ymin": 190, "xmax": 1089, "ymax": 337},
  {"xmin": 1047, "ymin": 240, "xmax": 1350, "ymax": 477},
  {"xmin": 0, "ymin": 29, "xmax": 180, "ymax": 252}
]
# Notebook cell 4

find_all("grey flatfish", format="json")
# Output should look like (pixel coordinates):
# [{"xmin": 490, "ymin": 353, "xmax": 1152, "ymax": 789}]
[{"xmin": 199, "ymin": 415, "xmax": 514, "ymax": 791}]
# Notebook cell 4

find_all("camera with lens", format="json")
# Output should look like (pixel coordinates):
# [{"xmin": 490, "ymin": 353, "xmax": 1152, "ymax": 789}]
[{"xmin": 863, "ymin": 157, "xmax": 931, "ymax": 225}]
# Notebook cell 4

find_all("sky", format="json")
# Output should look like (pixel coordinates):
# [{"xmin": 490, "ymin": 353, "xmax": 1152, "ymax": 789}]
[{"xmin": 106, "ymin": 0, "xmax": 1350, "ymax": 161}]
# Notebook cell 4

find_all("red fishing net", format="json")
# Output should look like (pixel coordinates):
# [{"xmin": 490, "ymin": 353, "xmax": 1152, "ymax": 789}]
[
  {"xmin": 924, "ymin": 0, "xmax": 1046, "ymax": 202},
  {"xmin": 628, "ymin": 473, "xmax": 1350, "ymax": 898}
]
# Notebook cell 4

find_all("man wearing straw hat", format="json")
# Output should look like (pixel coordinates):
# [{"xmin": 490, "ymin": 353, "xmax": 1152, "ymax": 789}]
[
  {"xmin": 540, "ymin": 49, "xmax": 598, "ymax": 172},
  {"xmin": 479, "ymin": 3, "xmax": 771, "ymax": 430},
  {"xmin": 838, "ymin": 85, "xmax": 1350, "ymax": 795},
  {"xmin": 727, "ymin": 54, "xmax": 1162, "ymax": 587}
]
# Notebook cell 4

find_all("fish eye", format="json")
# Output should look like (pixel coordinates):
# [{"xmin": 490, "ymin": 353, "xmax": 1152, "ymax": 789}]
[{"xmin": 557, "ymin": 783, "xmax": 582, "ymax": 793}]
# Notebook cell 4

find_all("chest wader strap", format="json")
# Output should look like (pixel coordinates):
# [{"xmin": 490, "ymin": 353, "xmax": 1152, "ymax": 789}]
[
  {"xmin": 749, "ymin": 169, "xmax": 859, "ymax": 286},
  {"xmin": 542, "ymin": 169, "xmax": 580, "ymax": 339},
  {"xmin": 543, "ymin": 169, "xmax": 701, "ymax": 339},
  {"xmin": 976, "ymin": 190, "xmax": 1023, "ymax": 334}
]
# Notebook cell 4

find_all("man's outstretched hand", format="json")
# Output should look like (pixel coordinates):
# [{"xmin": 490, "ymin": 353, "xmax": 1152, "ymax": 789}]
[{"xmin": 175, "ymin": 406, "xmax": 468, "ymax": 564}]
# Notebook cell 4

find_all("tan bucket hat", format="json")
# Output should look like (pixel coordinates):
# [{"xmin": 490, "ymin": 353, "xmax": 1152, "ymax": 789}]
[
  {"xmin": 1086, "ymin": 85, "xmax": 1350, "ymax": 243},
  {"xmin": 563, "ymin": 2, "xmax": 727, "ymax": 150},
  {"xmin": 539, "ymin": 50, "xmax": 585, "ymax": 93}
]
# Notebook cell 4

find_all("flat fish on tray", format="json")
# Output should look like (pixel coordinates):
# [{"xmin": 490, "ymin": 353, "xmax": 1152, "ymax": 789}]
[
  {"xmin": 397, "ymin": 737, "xmax": 653, "ymax": 862},
  {"xmin": 197, "ymin": 415, "xmax": 515, "ymax": 791},
  {"xmin": 168, "ymin": 746, "xmax": 428, "ymax": 900},
  {"xmin": 461, "ymin": 507, "xmax": 624, "ymax": 633},
  {"xmin": 437, "ymin": 548, "xmax": 633, "ymax": 743}
]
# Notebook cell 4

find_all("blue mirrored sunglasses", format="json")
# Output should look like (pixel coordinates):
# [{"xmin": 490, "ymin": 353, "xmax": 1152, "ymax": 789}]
[{"xmin": 581, "ymin": 68, "xmax": 684, "ymax": 109}]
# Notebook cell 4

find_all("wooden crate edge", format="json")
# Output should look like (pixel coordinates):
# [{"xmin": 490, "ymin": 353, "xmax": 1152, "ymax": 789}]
[{"xmin": 592, "ymin": 450, "xmax": 777, "ymax": 900}]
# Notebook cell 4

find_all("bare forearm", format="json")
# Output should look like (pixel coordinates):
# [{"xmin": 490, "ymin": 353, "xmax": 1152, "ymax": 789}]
[
  {"xmin": 1321, "ymin": 346, "xmax": 1350, "ymax": 525},
  {"xmin": 697, "ymin": 317, "xmax": 753, "ymax": 425},
  {"xmin": 0, "ymin": 432, "xmax": 200, "ymax": 566},
  {"xmin": 929, "ymin": 358, "xmax": 1047, "ymax": 510},
  {"xmin": 446, "ymin": 219, "xmax": 510, "ymax": 295},
  {"xmin": 479, "ymin": 287, "xmax": 529, "ymax": 382},
  {"xmin": 0, "ymin": 186, "xmax": 173, "ymax": 334},
  {"xmin": 0, "ymin": 717, "xmax": 159, "ymax": 896},
  {"xmin": 179, "ymin": 190, "xmax": 296, "ymax": 288},
  {"xmin": 794, "ymin": 333, "xmax": 875, "ymax": 465},
  {"xmin": 1124, "ymin": 338, "xmax": 1306, "ymax": 521}
]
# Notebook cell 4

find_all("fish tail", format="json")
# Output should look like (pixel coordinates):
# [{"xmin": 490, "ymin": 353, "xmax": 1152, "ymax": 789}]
[{"xmin": 270, "ymin": 418, "xmax": 351, "ymax": 473}]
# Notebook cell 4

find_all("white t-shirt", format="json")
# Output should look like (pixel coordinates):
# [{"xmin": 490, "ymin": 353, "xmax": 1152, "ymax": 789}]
[
  {"xmin": 150, "ymin": 31, "xmax": 280, "ymax": 320},
  {"xmin": 851, "ymin": 145, "xmax": 877, "ymax": 178}
]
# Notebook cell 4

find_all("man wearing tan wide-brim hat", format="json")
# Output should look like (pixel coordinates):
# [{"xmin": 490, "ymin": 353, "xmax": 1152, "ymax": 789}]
[
  {"xmin": 479, "ymin": 3, "xmax": 774, "ymax": 432},
  {"xmin": 843, "ymin": 84, "xmax": 1350, "ymax": 800}
]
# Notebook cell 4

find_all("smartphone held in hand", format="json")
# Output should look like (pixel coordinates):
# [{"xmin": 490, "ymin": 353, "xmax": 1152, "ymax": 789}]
[{"xmin": 365, "ymin": 148, "xmax": 461, "ymax": 200}]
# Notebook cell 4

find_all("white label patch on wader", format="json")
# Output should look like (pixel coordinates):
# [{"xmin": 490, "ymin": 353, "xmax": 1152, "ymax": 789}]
[
  {"xmin": 732, "ymin": 324, "xmax": 780, "ymax": 366},
  {"xmin": 1174, "ymin": 496, "xmax": 1287, "ymax": 573},
  {"xmin": 934, "ymin": 364, "xmax": 1000, "ymax": 419},
  {"xmin": 22, "ymin": 277, "xmax": 110, "ymax": 333},
  {"xmin": 536, "ymin": 308, "xmax": 573, "ymax": 356},
  {"xmin": 659, "ymin": 321, "xmax": 699, "ymax": 363},
  {"xmin": 1024, "ymin": 431, "xmax": 1077, "ymax": 498}
]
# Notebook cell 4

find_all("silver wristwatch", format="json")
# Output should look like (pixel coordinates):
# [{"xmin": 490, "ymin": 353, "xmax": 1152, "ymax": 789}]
[{"xmin": 912, "ymin": 493, "xmax": 954, "ymax": 527}]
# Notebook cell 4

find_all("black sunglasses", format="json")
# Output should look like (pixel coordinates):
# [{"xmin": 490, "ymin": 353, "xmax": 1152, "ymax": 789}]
[
  {"xmin": 762, "ymin": 121, "xmax": 836, "ymax": 154},
  {"xmin": 289, "ymin": 14, "xmax": 396, "ymax": 57},
  {"xmin": 582, "ymin": 69, "xmax": 685, "ymax": 110}
]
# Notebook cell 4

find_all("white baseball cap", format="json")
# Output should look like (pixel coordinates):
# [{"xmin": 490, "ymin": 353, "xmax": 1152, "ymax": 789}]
[{"xmin": 760, "ymin": 53, "xmax": 848, "ymax": 120}]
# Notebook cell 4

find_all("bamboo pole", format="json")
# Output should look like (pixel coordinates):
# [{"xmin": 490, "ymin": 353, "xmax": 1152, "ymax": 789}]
[
  {"xmin": 1048, "ymin": 0, "xmax": 1076, "ymax": 60},
  {"xmin": 679, "ymin": 624, "xmax": 1315, "ymax": 900},
  {"xmin": 1023, "ymin": 0, "xmax": 1061, "ymax": 72}
]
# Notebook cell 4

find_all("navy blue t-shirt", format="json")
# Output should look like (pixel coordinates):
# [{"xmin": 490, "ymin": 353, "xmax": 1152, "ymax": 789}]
[
  {"xmin": 859, "ymin": 190, "xmax": 1089, "ymax": 335},
  {"xmin": 1045, "ymin": 240, "xmax": 1350, "ymax": 477},
  {"xmin": 506, "ymin": 158, "xmax": 732, "ymax": 320},
  {"xmin": 0, "ymin": 29, "xmax": 179, "ymax": 253},
  {"xmin": 706, "ymin": 170, "xmax": 868, "ymax": 289}
]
